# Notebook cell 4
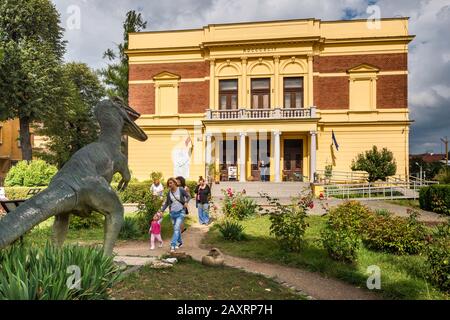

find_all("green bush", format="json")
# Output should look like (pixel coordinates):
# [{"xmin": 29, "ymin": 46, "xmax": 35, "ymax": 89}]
[
  {"xmin": 218, "ymin": 219, "xmax": 245, "ymax": 241},
  {"xmin": 426, "ymin": 221, "xmax": 450, "ymax": 292},
  {"xmin": 362, "ymin": 209, "xmax": 427, "ymax": 255},
  {"xmin": 0, "ymin": 243, "xmax": 121, "ymax": 300},
  {"xmin": 260, "ymin": 193, "xmax": 311, "ymax": 252},
  {"xmin": 435, "ymin": 169, "xmax": 450, "ymax": 184},
  {"xmin": 4, "ymin": 186, "xmax": 46, "ymax": 200},
  {"xmin": 321, "ymin": 226, "xmax": 360, "ymax": 263},
  {"xmin": 320, "ymin": 201, "xmax": 370, "ymax": 262},
  {"xmin": 119, "ymin": 216, "xmax": 140, "ymax": 240},
  {"xmin": 115, "ymin": 182, "xmax": 151, "ymax": 203},
  {"xmin": 135, "ymin": 193, "xmax": 164, "ymax": 235},
  {"xmin": 419, "ymin": 185, "xmax": 450, "ymax": 216},
  {"xmin": 222, "ymin": 188, "xmax": 257, "ymax": 220},
  {"xmin": 69, "ymin": 212, "xmax": 104, "ymax": 230},
  {"xmin": 5, "ymin": 160, "xmax": 57, "ymax": 187}
]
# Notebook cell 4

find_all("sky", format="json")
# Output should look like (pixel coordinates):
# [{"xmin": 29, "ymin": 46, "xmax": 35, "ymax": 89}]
[{"xmin": 52, "ymin": 0, "xmax": 450, "ymax": 154}]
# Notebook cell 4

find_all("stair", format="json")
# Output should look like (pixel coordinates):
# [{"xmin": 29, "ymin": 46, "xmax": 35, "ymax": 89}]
[{"xmin": 211, "ymin": 181, "xmax": 311, "ymax": 204}]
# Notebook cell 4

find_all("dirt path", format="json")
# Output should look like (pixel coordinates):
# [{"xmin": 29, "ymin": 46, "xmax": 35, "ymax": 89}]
[{"xmin": 114, "ymin": 207, "xmax": 381, "ymax": 300}]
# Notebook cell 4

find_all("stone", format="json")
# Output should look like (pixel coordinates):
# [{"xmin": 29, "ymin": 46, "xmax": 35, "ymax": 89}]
[
  {"xmin": 162, "ymin": 257, "xmax": 178, "ymax": 264},
  {"xmin": 148, "ymin": 260, "xmax": 174, "ymax": 269},
  {"xmin": 201, "ymin": 248, "xmax": 225, "ymax": 267}
]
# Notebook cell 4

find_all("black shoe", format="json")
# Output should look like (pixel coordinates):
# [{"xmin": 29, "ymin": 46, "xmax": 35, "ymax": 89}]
[{"xmin": 182, "ymin": 227, "xmax": 187, "ymax": 233}]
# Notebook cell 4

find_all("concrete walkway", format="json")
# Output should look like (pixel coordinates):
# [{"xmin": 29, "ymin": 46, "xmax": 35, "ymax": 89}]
[{"xmin": 114, "ymin": 205, "xmax": 381, "ymax": 300}]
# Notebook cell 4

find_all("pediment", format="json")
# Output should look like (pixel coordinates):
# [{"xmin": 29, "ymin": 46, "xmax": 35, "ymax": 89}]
[
  {"xmin": 153, "ymin": 71, "xmax": 181, "ymax": 81},
  {"xmin": 347, "ymin": 63, "xmax": 380, "ymax": 74}
]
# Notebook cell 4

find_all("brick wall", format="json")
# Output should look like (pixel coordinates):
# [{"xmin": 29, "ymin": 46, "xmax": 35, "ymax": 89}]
[
  {"xmin": 314, "ymin": 76, "xmax": 349, "ymax": 109},
  {"xmin": 129, "ymin": 61, "xmax": 210, "ymax": 115},
  {"xmin": 129, "ymin": 61, "xmax": 209, "ymax": 81},
  {"xmin": 129, "ymin": 83, "xmax": 155, "ymax": 114},
  {"xmin": 179, "ymin": 81, "xmax": 210, "ymax": 113},
  {"xmin": 313, "ymin": 53, "xmax": 407, "ymax": 73},
  {"xmin": 377, "ymin": 75, "xmax": 407, "ymax": 108}
]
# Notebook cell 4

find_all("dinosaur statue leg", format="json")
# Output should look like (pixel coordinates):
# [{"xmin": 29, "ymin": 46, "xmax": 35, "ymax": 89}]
[
  {"xmin": 52, "ymin": 213, "xmax": 70, "ymax": 247},
  {"xmin": 84, "ymin": 180, "xmax": 124, "ymax": 255}
]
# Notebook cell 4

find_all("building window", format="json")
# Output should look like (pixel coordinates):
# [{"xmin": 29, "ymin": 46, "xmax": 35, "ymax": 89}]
[
  {"xmin": 284, "ymin": 77, "xmax": 303, "ymax": 108},
  {"xmin": 219, "ymin": 79, "xmax": 238, "ymax": 110},
  {"xmin": 251, "ymin": 78, "xmax": 270, "ymax": 109}
]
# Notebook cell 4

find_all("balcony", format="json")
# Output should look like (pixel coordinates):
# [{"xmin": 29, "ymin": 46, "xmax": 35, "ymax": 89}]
[{"xmin": 205, "ymin": 106, "xmax": 317, "ymax": 120}]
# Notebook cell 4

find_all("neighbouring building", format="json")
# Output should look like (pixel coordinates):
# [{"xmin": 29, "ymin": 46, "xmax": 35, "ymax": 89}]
[
  {"xmin": 0, "ymin": 119, "xmax": 23, "ymax": 184},
  {"xmin": 126, "ymin": 18, "xmax": 413, "ymax": 183}
]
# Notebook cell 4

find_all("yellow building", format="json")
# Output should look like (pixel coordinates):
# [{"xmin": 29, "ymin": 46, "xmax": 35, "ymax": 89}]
[
  {"xmin": 0, "ymin": 119, "xmax": 23, "ymax": 183},
  {"xmin": 127, "ymin": 18, "xmax": 413, "ymax": 183}
]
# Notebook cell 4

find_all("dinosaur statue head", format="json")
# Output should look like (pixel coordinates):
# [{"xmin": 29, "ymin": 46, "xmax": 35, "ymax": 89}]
[{"xmin": 95, "ymin": 98, "xmax": 148, "ymax": 142}]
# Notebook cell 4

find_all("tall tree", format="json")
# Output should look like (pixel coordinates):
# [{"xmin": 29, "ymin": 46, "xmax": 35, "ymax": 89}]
[
  {"xmin": 35, "ymin": 63, "xmax": 105, "ymax": 169},
  {"xmin": 101, "ymin": 10, "xmax": 147, "ymax": 103},
  {"xmin": 351, "ymin": 146, "xmax": 397, "ymax": 182},
  {"xmin": 0, "ymin": 0, "xmax": 66, "ymax": 160}
]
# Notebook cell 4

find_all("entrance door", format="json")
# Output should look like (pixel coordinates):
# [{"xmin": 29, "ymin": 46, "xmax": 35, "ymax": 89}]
[
  {"xmin": 250, "ymin": 139, "xmax": 271, "ymax": 181},
  {"xmin": 220, "ymin": 139, "xmax": 238, "ymax": 181},
  {"xmin": 283, "ymin": 139, "xmax": 303, "ymax": 181}
]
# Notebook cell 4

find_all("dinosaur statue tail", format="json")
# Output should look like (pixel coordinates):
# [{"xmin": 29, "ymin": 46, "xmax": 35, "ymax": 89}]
[{"xmin": 0, "ymin": 182, "xmax": 77, "ymax": 249}]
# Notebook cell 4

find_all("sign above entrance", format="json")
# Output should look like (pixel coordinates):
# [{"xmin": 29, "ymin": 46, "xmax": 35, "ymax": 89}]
[{"xmin": 243, "ymin": 47, "xmax": 277, "ymax": 54}]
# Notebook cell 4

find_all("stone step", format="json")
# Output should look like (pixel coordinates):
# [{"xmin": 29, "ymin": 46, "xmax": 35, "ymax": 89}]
[{"xmin": 211, "ymin": 182, "xmax": 311, "ymax": 199}]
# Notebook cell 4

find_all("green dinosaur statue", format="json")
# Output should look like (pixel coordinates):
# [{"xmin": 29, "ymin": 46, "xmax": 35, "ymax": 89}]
[{"xmin": 0, "ymin": 98, "xmax": 148, "ymax": 255}]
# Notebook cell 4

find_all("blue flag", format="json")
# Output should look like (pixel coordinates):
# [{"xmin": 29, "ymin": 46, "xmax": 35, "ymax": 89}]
[{"xmin": 332, "ymin": 130, "xmax": 339, "ymax": 151}]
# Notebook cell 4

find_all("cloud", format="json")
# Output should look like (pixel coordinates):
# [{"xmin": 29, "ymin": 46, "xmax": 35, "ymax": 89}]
[{"xmin": 51, "ymin": 0, "xmax": 450, "ymax": 154}]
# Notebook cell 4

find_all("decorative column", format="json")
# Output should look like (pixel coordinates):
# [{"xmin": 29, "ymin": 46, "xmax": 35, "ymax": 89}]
[
  {"xmin": 241, "ymin": 57, "xmax": 248, "ymax": 108},
  {"xmin": 209, "ymin": 58, "xmax": 216, "ymax": 109},
  {"xmin": 273, "ymin": 130, "xmax": 282, "ymax": 182},
  {"xmin": 239, "ymin": 132, "xmax": 247, "ymax": 182},
  {"xmin": 205, "ymin": 132, "xmax": 213, "ymax": 164},
  {"xmin": 307, "ymin": 54, "xmax": 314, "ymax": 107},
  {"xmin": 310, "ymin": 130, "xmax": 317, "ymax": 183},
  {"xmin": 274, "ymin": 55, "xmax": 280, "ymax": 107}
]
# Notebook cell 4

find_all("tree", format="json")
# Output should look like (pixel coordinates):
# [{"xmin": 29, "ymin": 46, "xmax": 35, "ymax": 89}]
[
  {"xmin": 351, "ymin": 146, "xmax": 397, "ymax": 182},
  {"xmin": 101, "ymin": 10, "xmax": 147, "ymax": 103},
  {"xmin": 35, "ymin": 63, "xmax": 105, "ymax": 169},
  {"xmin": 0, "ymin": 0, "xmax": 66, "ymax": 160}
]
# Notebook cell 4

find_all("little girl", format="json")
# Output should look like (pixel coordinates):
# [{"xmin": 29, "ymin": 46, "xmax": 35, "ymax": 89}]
[{"xmin": 149, "ymin": 212, "xmax": 163, "ymax": 250}]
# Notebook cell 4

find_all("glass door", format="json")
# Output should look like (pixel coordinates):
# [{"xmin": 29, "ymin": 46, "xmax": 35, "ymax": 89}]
[
  {"xmin": 251, "ymin": 78, "xmax": 270, "ymax": 109},
  {"xmin": 283, "ymin": 139, "xmax": 303, "ymax": 181}
]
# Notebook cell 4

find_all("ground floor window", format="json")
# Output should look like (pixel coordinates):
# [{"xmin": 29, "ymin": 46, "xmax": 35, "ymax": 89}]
[
  {"xmin": 250, "ymin": 138, "xmax": 271, "ymax": 181},
  {"xmin": 219, "ymin": 139, "xmax": 238, "ymax": 181}
]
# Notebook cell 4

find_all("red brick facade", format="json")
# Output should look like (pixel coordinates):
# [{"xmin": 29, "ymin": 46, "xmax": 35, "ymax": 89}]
[
  {"xmin": 129, "ymin": 83, "xmax": 154, "ymax": 115},
  {"xmin": 129, "ymin": 54, "xmax": 408, "ymax": 114},
  {"xmin": 129, "ymin": 61, "xmax": 210, "ymax": 115},
  {"xmin": 313, "ymin": 53, "xmax": 407, "ymax": 73},
  {"xmin": 313, "ymin": 76, "xmax": 349, "ymax": 110},
  {"xmin": 129, "ymin": 61, "xmax": 209, "ymax": 81},
  {"xmin": 377, "ymin": 75, "xmax": 407, "ymax": 109},
  {"xmin": 178, "ymin": 81, "xmax": 210, "ymax": 113}
]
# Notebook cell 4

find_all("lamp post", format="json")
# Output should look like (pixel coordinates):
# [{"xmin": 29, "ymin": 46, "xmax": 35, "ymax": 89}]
[{"xmin": 415, "ymin": 162, "xmax": 423, "ymax": 184}]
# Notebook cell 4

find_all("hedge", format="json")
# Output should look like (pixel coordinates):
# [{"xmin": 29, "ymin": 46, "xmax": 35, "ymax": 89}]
[
  {"xmin": 3, "ymin": 180, "xmax": 199, "ymax": 204},
  {"xmin": 419, "ymin": 185, "xmax": 450, "ymax": 216}
]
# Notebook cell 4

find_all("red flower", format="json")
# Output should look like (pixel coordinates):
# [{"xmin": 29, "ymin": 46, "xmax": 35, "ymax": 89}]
[{"xmin": 309, "ymin": 202, "xmax": 314, "ymax": 209}]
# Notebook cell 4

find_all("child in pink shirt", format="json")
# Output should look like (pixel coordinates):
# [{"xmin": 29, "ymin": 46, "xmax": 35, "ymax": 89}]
[{"xmin": 149, "ymin": 213, "xmax": 163, "ymax": 250}]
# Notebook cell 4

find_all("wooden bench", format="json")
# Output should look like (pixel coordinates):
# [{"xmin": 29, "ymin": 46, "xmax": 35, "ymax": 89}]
[{"xmin": 0, "ymin": 188, "xmax": 42, "ymax": 243}]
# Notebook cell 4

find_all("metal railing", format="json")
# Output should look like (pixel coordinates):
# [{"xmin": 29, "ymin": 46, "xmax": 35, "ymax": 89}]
[
  {"xmin": 324, "ymin": 181, "xmax": 435, "ymax": 201},
  {"xmin": 205, "ymin": 106, "xmax": 316, "ymax": 120},
  {"xmin": 315, "ymin": 170, "xmax": 369, "ymax": 183}
]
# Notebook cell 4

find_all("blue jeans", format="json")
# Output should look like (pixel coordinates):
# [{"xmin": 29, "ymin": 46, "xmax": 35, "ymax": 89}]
[
  {"xmin": 170, "ymin": 210, "xmax": 185, "ymax": 248},
  {"xmin": 197, "ymin": 203, "xmax": 210, "ymax": 224}
]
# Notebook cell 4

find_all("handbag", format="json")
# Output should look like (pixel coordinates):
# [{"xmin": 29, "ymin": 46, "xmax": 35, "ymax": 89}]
[{"xmin": 170, "ymin": 190, "xmax": 189, "ymax": 215}]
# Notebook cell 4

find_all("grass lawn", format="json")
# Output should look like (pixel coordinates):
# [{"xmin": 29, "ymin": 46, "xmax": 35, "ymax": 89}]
[
  {"xmin": 112, "ymin": 259, "xmax": 306, "ymax": 300},
  {"xmin": 385, "ymin": 199, "xmax": 421, "ymax": 209},
  {"xmin": 23, "ymin": 212, "xmax": 193, "ymax": 246},
  {"xmin": 204, "ymin": 215, "xmax": 449, "ymax": 300}
]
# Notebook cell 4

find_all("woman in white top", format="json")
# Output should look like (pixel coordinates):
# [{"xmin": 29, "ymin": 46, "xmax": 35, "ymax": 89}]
[{"xmin": 150, "ymin": 178, "xmax": 164, "ymax": 199}]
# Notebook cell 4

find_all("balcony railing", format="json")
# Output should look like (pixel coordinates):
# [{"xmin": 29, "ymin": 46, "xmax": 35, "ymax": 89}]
[{"xmin": 205, "ymin": 106, "xmax": 317, "ymax": 120}]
